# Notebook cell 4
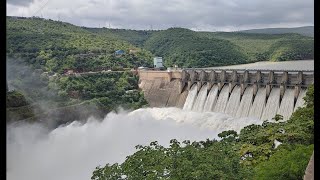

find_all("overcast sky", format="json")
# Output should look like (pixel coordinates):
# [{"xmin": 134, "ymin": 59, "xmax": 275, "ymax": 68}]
[{"xmin": 7, "ymin": 0, "xmax": 314, "ymax": 31}]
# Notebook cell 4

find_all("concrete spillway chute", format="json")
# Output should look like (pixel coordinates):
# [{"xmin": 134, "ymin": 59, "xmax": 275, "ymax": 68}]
[
  {"xmin": 179, "ymin": 70, "xmax": 189, "ymax": 93},
  {"xmin": 218, "ymin": 70, "xmax": 226, "ymax": 91},
  {"xmin": 188, "ymin": 70, "xmax": 198, "ymax": 91},
  {"xmin": 207, "ymin": 70, "xmax": 217, "ymax": 92},
  {"xmin": 229, "ymin": 70, "xmax": 238, "ymax": 94},
  {"xmin": 280, "ymin": 72, "xmax": 289, "ymax": 99},
  {"xmin": 240, "ymin": 70, "xmax": 249, "ymax": 95},
  {"xmin": 198, "ymin": 70, "xmax": 207, "ymax": 91}
]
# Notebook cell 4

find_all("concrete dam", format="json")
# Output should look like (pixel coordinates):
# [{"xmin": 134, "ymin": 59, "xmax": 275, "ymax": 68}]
[{"xmin": 138, "ymin": 69, "xmax": 314, "ymax": 121}]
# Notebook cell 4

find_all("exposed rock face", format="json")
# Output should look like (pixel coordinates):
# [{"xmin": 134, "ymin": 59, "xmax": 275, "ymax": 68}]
[{"xmin": 304, "ymin": 152, "xmax": 314, "ymax": 180}]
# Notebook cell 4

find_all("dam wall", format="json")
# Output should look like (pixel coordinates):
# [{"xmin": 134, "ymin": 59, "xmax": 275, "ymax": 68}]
[{"xmin": 138, "ymin": 69, "xmax": 313, "ymax": 120}]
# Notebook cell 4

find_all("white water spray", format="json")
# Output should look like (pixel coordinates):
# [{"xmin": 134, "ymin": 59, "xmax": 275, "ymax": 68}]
[{"xmin": 7, "ymin": 107, "xmax": 262, "ymax": 180}]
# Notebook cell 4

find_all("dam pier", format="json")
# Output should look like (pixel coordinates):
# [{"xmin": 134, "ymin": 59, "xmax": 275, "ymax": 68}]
[{"xmin": 138, "ymin": 68, "xmax": 314, "ymax": 121}]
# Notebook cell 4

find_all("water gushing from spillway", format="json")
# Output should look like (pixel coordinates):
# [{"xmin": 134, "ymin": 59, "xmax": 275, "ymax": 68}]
[
  {"xmin": 294, "ymin": 88, "xmax": 307, "ymax": 111},
  {"xmin": 277, "ymin": 88, "xmax": 295, "ymax": 121},
  {"xmin": 248, "ymin": 87, "xmax": 266, "ymax": 119},
  {"xmin": 183, "ymin": 84, "xmax": 198, "ymax": 110},
  {"xmin": 203, "ymin": 85, "xmax": 219, "ymax": 112},
  {"xmin": 213, "ymin": 85, "xmax": 230, "ymax": 113},
  {"xmin": 261, "ymin": 87, "xmax": 280, "ymax": 121},
  {"xmin": 192, "ymin": 84, "xmax": 208, "ymax": 112},
  {"xmin": 236, "ymin": 86, "xmax": 254, "ymax": 118},
  {"xmin": 224, "ymin": 86, "xmax": 241, "ymax": 117}
]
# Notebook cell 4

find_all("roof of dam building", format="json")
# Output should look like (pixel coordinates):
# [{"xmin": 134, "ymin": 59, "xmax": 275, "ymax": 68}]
[{"xmin": 206, "ymin": 60, "xmax": 314, "ymax": 71}]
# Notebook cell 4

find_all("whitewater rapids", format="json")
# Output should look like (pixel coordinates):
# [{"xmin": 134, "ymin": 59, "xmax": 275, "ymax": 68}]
[{"xmin": 7, "ymin": 107, "xmax": 261, "ymax": 180}]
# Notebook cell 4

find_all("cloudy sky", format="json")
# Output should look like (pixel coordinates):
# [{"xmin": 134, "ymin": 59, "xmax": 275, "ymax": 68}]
[{"xmin": 7, "ymin": 0, "xmax": 314, "ymax": 31}]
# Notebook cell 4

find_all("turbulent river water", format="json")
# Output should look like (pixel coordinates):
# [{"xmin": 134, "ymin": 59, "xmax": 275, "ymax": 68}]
[{"xmin": 7, "ymin": 107, "xmax": 262, "ymax": 180}]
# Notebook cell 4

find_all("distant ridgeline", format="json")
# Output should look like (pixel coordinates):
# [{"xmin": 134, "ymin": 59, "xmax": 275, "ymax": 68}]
[
  {"xmin": 238, "ymin": 26, "xmax": 314, "ymax": 37},
  {"xmin": 7, "ymin": 16, "xmax": 314, "ymax": 71}
]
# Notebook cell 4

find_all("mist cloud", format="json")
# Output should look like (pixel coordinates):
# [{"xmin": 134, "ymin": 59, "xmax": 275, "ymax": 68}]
[
  {"xmin": 6, "ymin": 0, "xmax": 314, "ymax": 31},
  {"xmin": 7, "ymin": 107, "xmax": 261, "ymax": 180}
]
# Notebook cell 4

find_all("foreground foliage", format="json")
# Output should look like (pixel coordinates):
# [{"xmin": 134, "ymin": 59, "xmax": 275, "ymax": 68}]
[{"xmin": 92, "ymin": 85, "xmax": 314, "ymax": 180}]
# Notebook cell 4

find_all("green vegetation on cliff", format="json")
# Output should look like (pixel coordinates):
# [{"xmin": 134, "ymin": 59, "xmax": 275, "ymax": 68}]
[
  {"xmin": 55, "ymin": 72, "xmax": 148, "ymax": 111},
  {"xmin": 92, "ymin": 85, "xmax": 314, "ymax": 180}
]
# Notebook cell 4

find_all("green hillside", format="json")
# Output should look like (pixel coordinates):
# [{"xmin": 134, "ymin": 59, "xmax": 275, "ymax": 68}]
[
  {"xmin": 85, "ymin": 28, "xmax": 156, "ymax": 47},
  {"xmin": 143, "ymin": 28, "xmax": 248, "ymax": 67},
  {"xmin": 7, "ymin": 16, "xmax": 314, "ymax": 69},
  {"xmin": 7, "ymin": 16, "xmax": 153, "ymax": 73},
  {"xmin": 199, "ymin": 32, "xmax": 314, "ymax": 62},
  {"xmin": 239, "ymin": 26, "xmax": 314, "ymax": 37},
  {"xmin": 89, "ymin": 27, "xmax": 314, "ymax": 66}
]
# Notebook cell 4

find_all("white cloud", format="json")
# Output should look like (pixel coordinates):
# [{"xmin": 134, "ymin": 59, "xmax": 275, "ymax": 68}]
[{"xmin": 6, "ymin": 0, "xmax": 314, "ymax": 31}]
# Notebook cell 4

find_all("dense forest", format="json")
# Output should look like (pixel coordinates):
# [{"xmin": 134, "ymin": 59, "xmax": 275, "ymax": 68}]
[
  {"xmin": 7, "ymin": 16, "xmax": 314, "ymax": 70},
  {"xmin": 92, "ymin": 85, "xmax": 314, "ymax": 180},
  {"xmin": 7, "ymin": 16, "xmax": 154, "ymax": 74}
]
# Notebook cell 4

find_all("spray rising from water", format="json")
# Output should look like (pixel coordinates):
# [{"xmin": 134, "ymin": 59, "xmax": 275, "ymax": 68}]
[{"xmin": 7, "ymin": 107, "xmax": 261, "ymax": 180}]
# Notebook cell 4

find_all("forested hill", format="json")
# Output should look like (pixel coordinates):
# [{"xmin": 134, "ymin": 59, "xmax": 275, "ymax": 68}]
[
  {"xmin": 88, "ymin": 27, "xmax": 314, "ymax": 67},
  {"xmin": 198, "ymin": 32, "xmax": 314, "ymax": 62},
  {"xmin": 7, "ymin": 16, "xmax": 314, "ymax": 70},
  {"xmin": 238, "ymin": 26, "xmax": 314, "ymax": 37},
  {"xmin": 143, "ymin": 28, "xmax": 248, "ymax": 67},
  {"xmin": 7, "ymin": 16, "xmax": 154, "ymax": 73}
]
